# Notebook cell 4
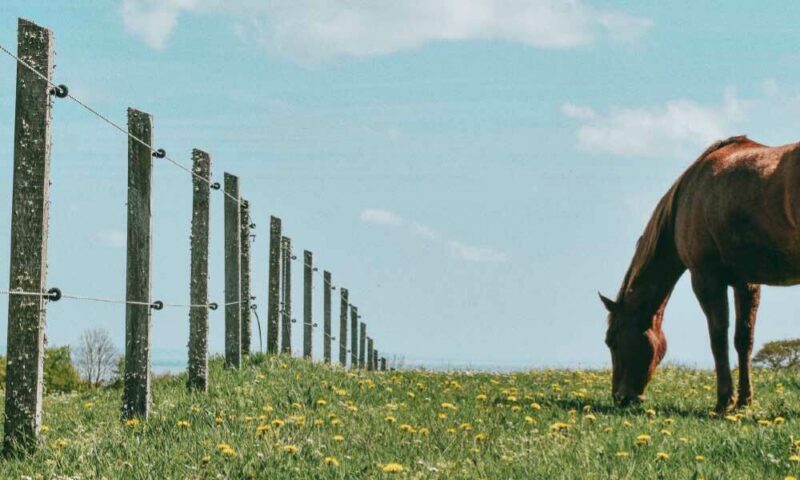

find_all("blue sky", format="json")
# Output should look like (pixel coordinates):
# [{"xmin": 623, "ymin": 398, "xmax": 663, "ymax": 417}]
[{"xmin": 3, "ymin": 1, "xmax": 800, "ymax": 370}]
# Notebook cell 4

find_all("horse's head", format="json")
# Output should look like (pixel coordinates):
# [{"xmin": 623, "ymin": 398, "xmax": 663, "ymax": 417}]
[{"xmin": 599, "ymin": 293, "xmax": 666, "ymax": 406}]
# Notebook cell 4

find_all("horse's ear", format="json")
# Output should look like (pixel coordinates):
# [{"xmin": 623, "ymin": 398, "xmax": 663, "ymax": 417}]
[{"xmin": 598, "ymin": 292, "xmax": 618, "ymax": 313}]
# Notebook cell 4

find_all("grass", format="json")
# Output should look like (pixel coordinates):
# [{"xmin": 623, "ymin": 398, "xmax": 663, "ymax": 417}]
[{"xmin": 1, "ymin": 355, "xmax": 800, "ymax": 479}]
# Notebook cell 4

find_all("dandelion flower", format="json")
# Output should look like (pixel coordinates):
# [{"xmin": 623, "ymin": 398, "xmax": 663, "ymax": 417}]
[
  {"xmin": 177, "ymin": 420, "xmax": 190, "ymax": 428},
  {"xmin": 695, "ymin": 455, "xmax": 705, "ymax": 462},
  {"xmin": 53, "ymin": 438, "xmax": 68, "ymax": 448},
  {"xmin": 316, "ymin": 399, "xmax": 328, "ymax": 406},
  {"xmin": 385, "ymin": 416, "xmax": 397, "ymax": 423},
  {"xmin": 584, "ymin": 414, "xmax": 596, "ymax": 422},
  {"xmin": 616, "ymin": 451, "xmax": 630, "ymax": 457},
  {"xmin": 475, "ymin": 432, "xmax": 487, "ymax": 441},
  {"xmin": 789, "ymin": 454, "xmax": 800, "ymax": 463},
  {"xmin": 476, "ymin": 394, "xmax": 487, "ymax": 401},
  {"xmin": 400, "ymin": 424, "xmax": 416, "ymax": 433},
  {"xmin": 201, "ymin": 454, "xmax": 211, "ymax": 465},
  {"xmin": 382, "ymin": 463, "xmax": 404, "ymax": 473},
  {"xmin": 635, "ymin": 434, "xmax": 651, "ymax": 445},
  {"xmin": 441, "ymin": 402, "xmax": 458, "ymax": 410},
  {"xmin": 656, "ymin": 452, "xmax": 670, "ymax": 460},
  {"xmin": 125, "ymin": 418, "xmax": 139, "ymax": 427},
  {"xmin": 531, "ymin": 402, "xmax": 542, "ymax": 410},
  {"xmin": 333, "ymin": 435, "xmax": 345, "ymax": 442},
  {"xmin": 324, "ymin": 456, "xmax": 340, "ymax": 467},
  {"xmin": 271, "ymin": 419, "xmax": 285, "ymax": 428},
  {"xmin": 283, "ymin": 444, "xmax": 300, "ymax": 454},
  {"xmin": 775, "ymin": 417, "xmax": 786, "ymax": 425}
]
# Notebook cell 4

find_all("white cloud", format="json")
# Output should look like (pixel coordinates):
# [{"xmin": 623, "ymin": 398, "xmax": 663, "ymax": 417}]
[
  {"xmin": 94, "ymin": 230, "xmax": 126, "ymax": 248},
  {"xmin": 562, "ymin": 88, "xmax": 745, "ymax": 158},
  {"xmin": 121, "ymin": 0, "xmax": 202, "ymax": 50},
  {"xmin": 120, "ymin": 0, "xmax": 651, "ymax": 63},
  {"xmin": 448, "ymin": 241, "xmax": 510, "ymax": 263},
  {"xmin": 360, "ymin": 209, "xmax": 509, "ymax": 263},
  {"xmin": 360, "ymin": 208, "xmax": 404, "ymax": 226}
]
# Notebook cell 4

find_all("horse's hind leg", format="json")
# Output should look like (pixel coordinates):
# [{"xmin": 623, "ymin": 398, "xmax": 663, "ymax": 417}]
[
  {"xmin": 691, "ymin": 272, "xmax": 735, "ymax": 413},
  {"xmin": 733, "ymin": 284, "xmax": 760, "ymax": 408}
]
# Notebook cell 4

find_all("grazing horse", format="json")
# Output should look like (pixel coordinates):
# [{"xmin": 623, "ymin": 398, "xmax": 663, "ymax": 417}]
[{"xmin": 600, "ymin": 135, "xmax": 800, "ymax": 412}]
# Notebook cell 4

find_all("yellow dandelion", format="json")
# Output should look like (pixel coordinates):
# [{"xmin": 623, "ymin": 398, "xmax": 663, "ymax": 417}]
[
  {"xmin": 419, "ymin": 427, "xmax": 430, "ymax": 435},
  {"xmin": 476, "ymin": 394, "xmax": 487, "ymax": 401},
  {"xmin": 645, "ymin": 408, "xmax": 656, "ymax": 416},
  {"xmin": 695, "ymin": 455, "xmax": 705, "ymax": 462},
  {"xmin": 126, "ymin": 418, "xmax": 140, "ymax": 427},
  {"xmin": 177, "ymin": 420, "xmax": 190, "ymax": 428},
  {"xmin": 382, "ymin": 463, "xmax": 404, "ymax": 473},
  {"xmin": 757, "ymin": 419, "xmax": 772, "ymax": 426},
  {"xmin": 531, "ymin": 402, "xmax": 542, "ymax": 410},
  {"xmin": 441, "ymin": 402, "xmax": 458, "ymax": 410},
  {"xmin": 678, "ymin": 437, "xmax": 689, "ymax": 443},
  {"xmin": 616, "ymin": 451, "xmax": 630, "ymax": 457},
  {"xmin": 511, "ymin": 405, "xmax": 522, "ymax": 413},
  {"xmin": 603, "ymin": 427, "xmax": 613, "ymax": 433},
  {"xmin": 635, "ymin": 434, "xmax": 651, "ymax": 445},
  {"xmin": 790, "ymin": 454, "xmax": 800, "ymax": 463},
  {"xmin": 399, "ymin": 424, "xmax": 416, "ymax": 433},
  {"xmin": 271, "ymin": 419, "xmax": 285, "ymax": 428},
  {"xmin": 525, "ymin": 416, "xmax": 536, "ymax": 424},
  {"xmin": 40, "ymin": 424, "xmax": 50, "ymax": 432},
  {"xmin": 333, "ymin": 434, "xmax": 345, "ymax": 442},
  {"xmin": 775, "ymin": 417, "xmax": 786, "ymax": 425},
  {"xmin": 660, "ymin": 429, "xmax": 671, "ymax": 436},
  {"xmin": 437, "ymin": 412, "xmax": 448, "ymax": 420},
  {"xmin": 190, "ymin": 405, "xmax": 201, "ymax": 413},
  {"xmin": 330, "ymin": 418, "xmax": 343, "ymax": 426},
  {"xmin": 283, "ymin": 444, "xmax": 300, "ymax": 454},
  {"xmin": 256, "ymin": 424, "xmax": 271, "ymax": 435},
  {"xmin": 53, "ymin": 438, "xmax": 68, "ymax": 448},
  {"xmin": 324, "ymin": 456, "xmax": 340, "ymax": 467},
  {"xmin": 584, "ymin": 414, "xmax": 596, "ymax": 422},
  {"xmin": 459, "ymin": 423, "xmax": 473, "ymax": 431},
  {"xmin": 316, "ymin": 399, "xmax": 328, "ymax": 406},
  {"xmin": 385, "ymin": 416, "xmax": 397, "ymax": 423},
  {"xmin": 83, "ymin": 402, "xmax": 94, "ymax": 409},
  {"xmin": 475, "ymin": 432, "xmax": 488, "ymax": 441},
  {"xmin": 656, "ymin": 451, "xmax": 670, "ymax": 460},
  {"xmin": 201, "ymin": 454, "xmax": 211, "ymax": 465},
  {"xmin": 214, "ymin": 416, "xmax": 224, "ymax": 425},
  {"xmin": 549, "ymin": 422, "xmax": 569, "ymax": 432}
]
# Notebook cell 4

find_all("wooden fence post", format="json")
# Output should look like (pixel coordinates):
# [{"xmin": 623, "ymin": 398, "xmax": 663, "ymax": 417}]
[
  {"xmin": 303, "ymin": 250, "xmax": 313, "ymax": 359},
  {"xmin": 323, "ymin": 271, "xmax": 332, "ymax": 364},
  {"xmin": 267, "ymin": 216, "xmax": 281, "ymax": 354},
  {"xmin": 187, "ymin": 149, "xmax": 211, "ymax": 392},
  {"xmin": 4, "ymin": 18, "xmax": 54, "ymax": 453},
  {"xmin": 280, "ymin": 236, "xmax": 292, "ymax": 354},
  {"xmin": 240, "ymin": 199, "xmax": 251, "ymax": 356},
  {"xmin": 367, "ymin": 337, "xmax": 374, "ymax": 371},
  {"xmin": 373, "ymin": 349, "xmax": 379, "ymax": 372},
  {"xmin": 359, "ymin": 322, "xmax": 366, "ymax": 369},
  {"xmin": 121, "ymin": 108, "xmax": 154, "ymax": 420},
  {"xmin": 381, "ymin": 357, "xmax": 387, "ymax": 371},
  {"xmin": 339, "ymin": 288, "xmax": 348, "ymax": 366},
  {"xmin": 350, "ymin": 305, "xmax": 358, "ymax": 367},
  {"xmin": 224, "ymin": 173, "xmax": 241, "ymax": 368}
]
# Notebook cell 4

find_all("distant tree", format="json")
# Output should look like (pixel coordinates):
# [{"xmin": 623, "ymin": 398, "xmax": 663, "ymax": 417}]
[
  {"xmin": 75, "ymin": 328, "xmax": 119, "ymax": 387},
  {"xmin": 753, "ymin": 339, "xmax": 800, "ymax": 369},
  {"xmin": 44, "ymin": 346, "xmax": 82, "ymax": 393}
]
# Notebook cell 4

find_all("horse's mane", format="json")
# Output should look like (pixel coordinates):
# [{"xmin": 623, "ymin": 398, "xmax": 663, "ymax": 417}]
[{"xmin": 615, "ymin": 135, "xmax": 750, "ymax": 303}]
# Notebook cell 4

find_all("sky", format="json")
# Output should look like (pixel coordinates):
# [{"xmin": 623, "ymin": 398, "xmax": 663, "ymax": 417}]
[{"xmin": 3, "ymin": 1, "xmax": 800, "ymax": 370}]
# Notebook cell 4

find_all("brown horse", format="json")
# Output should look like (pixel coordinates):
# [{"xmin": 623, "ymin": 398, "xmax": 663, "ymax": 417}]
[{"xmin": 600, "ymin": 135, "xmax": 800, "ymax": 412}]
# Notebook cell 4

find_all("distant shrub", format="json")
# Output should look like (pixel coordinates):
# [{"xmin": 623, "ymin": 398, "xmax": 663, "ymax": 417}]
[
  {"xmin": 753, "ymin": 339, "xmax": 800, "ymax": 369},
  {"xmin": 44, "ymin": 346, "xmax": 82, "ymax": 393}
]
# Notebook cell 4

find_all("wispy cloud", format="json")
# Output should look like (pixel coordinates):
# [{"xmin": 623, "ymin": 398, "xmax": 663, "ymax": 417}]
[
  {"xmin": 360, "ymin": 208, "xmax": 509, "ymax": 263},
  {"xmin": 561, "ymin": 88, "xmax": 745, "ymax": 158},
  {"xmin": 360, "ymin": 208, "xmax": 404, "ymax": 227},
  {"xmin": 93, "ymin": 229, "xmax": 126, "ymax": 248},
  {"xmin": 120, "ymin": 0, "xmax": 652, "ymax": 63}
]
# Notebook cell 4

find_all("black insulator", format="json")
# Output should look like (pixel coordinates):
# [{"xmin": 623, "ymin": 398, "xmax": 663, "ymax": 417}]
[
  {"xmin": 47, "ymin": 287, "xmax": 62, "ymax": 302},
  {"xmin": 152, "ymin": 148, "xmax": 166, "ymax": 158},
  {"xmin": 49, "ymin": 84, "xmax": 68, "ymax": 98},
  {"xmin": 150, "ymin": 300, "xmax": 164, "ymax": 310}
]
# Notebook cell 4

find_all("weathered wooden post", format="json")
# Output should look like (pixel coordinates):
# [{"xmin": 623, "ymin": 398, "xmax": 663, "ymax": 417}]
[
  {"xmin": 350, "ymin": 305, "xmax": 358, "ymax": 367},
  {"xmin": 240, "ymin": 199, "xmax": 252, "ymax": 356},
  {"xmin": 303, "ymin": 250, "xmax": 313, "ymax": 359},
  {"xmin": 359, "ymin": 322, "xmax": 366, "ymax": 369},
  {"xmin": 187, "ymin": 149, "xmax": 211, "ymax": 391},
  {"xmin": 267, "ymin": 216, "xmax": 281, "ymax": 354},
  {"xmin": 121, "ymin": 108, "xmax": 155, "ymax": 420},
  {"xmin": 323, "ymin": 271, "xmax": 332, "ymax": 364},
  {"xmin": 224, "ymin": 173, "xmax": 241, "ymax": 368},
  {"xmin": 339, "ymin": 288, "xmax": 348, "ymax": 366},
  {"xmin": 280, "ymin": 236, "xmax": 292, "ymax": 354},
  {"xmin": 4, "ymin": 18, "xmax": 55, "ymax": 453},
  {"xmin": 381, "ymin": 357, "xmax": 387, "ymax": 371},
  {"xmin": 373, "ymin": 349, "xmax": 379, "ymax": 372},
  {"xmin": 367, "ymin": 337, "xmax": 374, "ymax": 371}
]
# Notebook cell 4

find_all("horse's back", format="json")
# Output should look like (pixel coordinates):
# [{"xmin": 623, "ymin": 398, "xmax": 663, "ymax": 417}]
[{"xmin": 674, "ymin": 136, "xmax": 800, "ymax": 284}]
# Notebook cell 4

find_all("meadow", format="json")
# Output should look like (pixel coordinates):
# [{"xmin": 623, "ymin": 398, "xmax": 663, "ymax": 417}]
[{"xmin": 3, "ymin": 356, "xmax": 800, "ymax": 479}]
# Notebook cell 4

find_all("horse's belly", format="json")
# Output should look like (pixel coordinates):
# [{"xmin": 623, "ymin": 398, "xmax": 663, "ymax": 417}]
[{"xmin": 723, "ymin": 242, "xmax": 800, "ymax": 286}]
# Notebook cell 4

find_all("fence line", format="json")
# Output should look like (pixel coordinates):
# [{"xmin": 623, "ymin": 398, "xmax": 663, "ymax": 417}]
[{"xmin": 1, "ymin": 18, "xmax": 395, "ymax": 455}]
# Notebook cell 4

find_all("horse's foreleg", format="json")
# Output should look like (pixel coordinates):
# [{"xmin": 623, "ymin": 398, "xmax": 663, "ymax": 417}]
[
  {"xmin": 733, "ymin": 284, "xmax": 760, "ymax": 408},
  {"xmin": 691, "ymin": 272, "xmax": 734, "ymax": 413}
]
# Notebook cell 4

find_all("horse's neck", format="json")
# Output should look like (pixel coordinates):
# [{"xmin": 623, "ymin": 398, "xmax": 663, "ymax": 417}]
[{"xmin": 621, "ymin": 240, "xmax": 686, "ymax": 325}]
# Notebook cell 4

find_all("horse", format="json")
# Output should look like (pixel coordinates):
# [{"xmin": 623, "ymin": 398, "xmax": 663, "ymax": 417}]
[{"xmin": 600, "ymin": 135, "xmax": 800, "ymax": 413}]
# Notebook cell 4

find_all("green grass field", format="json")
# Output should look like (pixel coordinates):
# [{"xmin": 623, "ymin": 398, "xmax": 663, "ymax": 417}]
[{"xmin": 3, "ymin": 355, "xmax": 800, "ymax": 479}]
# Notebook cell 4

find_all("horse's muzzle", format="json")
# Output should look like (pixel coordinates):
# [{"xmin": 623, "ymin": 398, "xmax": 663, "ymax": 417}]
[{"xmin": 613, "ymin": 393, "xmax": 646, "ymax": 407}]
